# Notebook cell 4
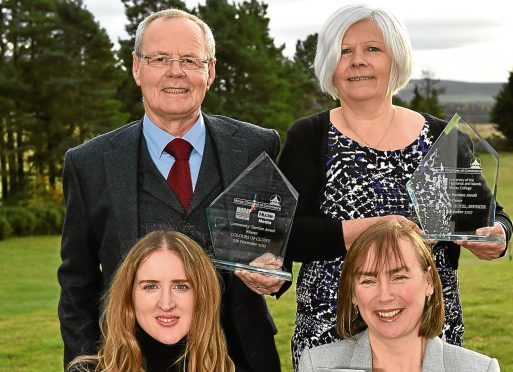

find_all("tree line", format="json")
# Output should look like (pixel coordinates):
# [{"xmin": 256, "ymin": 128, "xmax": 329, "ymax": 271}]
[{"xmin": 1, "ymin": 0, "xmax": 512, "ymax": 204}]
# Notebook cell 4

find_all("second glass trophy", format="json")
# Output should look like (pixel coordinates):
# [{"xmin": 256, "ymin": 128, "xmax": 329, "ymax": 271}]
[
  {"xmin": 206, "ymin": 152, "xmax": 298, "ymax": 281},
  {"xmin": 407, "ymin": 113, "xmax": 504, "ymax": 242}
]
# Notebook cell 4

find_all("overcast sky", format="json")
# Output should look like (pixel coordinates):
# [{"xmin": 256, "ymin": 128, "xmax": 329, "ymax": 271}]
[{"xmin": 82, "ymin": 0, "xmax": 513, "ymax": 83}]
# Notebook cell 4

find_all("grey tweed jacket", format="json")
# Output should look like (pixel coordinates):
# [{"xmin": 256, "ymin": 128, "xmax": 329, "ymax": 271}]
[{"xmin": 298, "ymin": 329, "xmax": 500, "ymax": 372}]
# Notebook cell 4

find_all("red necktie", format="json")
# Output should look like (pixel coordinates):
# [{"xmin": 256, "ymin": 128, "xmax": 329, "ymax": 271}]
[{"xmin": 165, "ymin": 138, "xmax": 193, "ymax": 211}]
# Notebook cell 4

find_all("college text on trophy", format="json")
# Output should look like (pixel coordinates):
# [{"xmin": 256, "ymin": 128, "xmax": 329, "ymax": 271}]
[{"xmin": 407, "ymin": 113, "xmax": 504, "ymax": 242}]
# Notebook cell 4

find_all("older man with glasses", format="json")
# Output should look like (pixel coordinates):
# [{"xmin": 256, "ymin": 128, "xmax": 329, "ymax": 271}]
[{"xmin": 58, "ymin": 8, "xmax": 283, "ymax": 372}]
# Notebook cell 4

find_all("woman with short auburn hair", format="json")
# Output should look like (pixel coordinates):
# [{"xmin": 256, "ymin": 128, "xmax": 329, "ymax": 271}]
[{"xmin": 299, "ymin": 220, "xmax": 499, "ymax": 372}]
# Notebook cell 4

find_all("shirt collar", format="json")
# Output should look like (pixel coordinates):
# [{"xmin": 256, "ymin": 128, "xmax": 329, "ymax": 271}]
[{"xmin": 142, "ymin": 114, "xmax": 206, "ymax": 158}]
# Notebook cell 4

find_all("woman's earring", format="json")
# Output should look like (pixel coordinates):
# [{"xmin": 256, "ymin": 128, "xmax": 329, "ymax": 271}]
[
  {"xmin": 353, "ymin": 303, "xmax": 359, "ymax": 316},
  {"xmin": 426, "ymin": 294, "xmax": 432, "ymax": 304}
]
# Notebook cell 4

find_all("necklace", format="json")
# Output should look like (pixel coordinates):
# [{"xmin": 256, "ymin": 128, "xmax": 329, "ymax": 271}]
[{"xmin": 341, "ymin": 107, "xmax": 395, "ymax": 149}]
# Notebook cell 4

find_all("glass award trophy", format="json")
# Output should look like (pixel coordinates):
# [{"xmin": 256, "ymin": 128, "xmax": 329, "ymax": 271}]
[
  {"xmin": 407, "ymin": 113, "xmax": 504, "ymax": 242},
  {"xmin": 206, "ymin": 152, "xmax": 298, "ymax": 281}
]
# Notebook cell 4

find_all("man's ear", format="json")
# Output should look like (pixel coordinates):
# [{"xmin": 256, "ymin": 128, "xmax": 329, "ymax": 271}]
[
  {"xmin": 132, "ymin": 52, "xmax": 142, "ymax": 87},
  {"xmin": 206, "ymin": 58, "xmax": 216, "ymax": 89}
]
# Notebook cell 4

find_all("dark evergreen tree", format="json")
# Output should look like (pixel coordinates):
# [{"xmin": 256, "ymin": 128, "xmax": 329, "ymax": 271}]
[
  {"xmin": 0, "ymin": 0, "xmax": 58, "ymax": 200},
  {"xmin": 392, "ymin": 95, "xmax": 408, "ymax": 108},
  {"xmin": 409, "ymin": 85, "xmax": 424, "ymax": 112},
  {"xmin": 409, "ymin": 70, "xmax": 445, "ymax": 118},
  {"xmin": 198, "ymin": 0, "xmax": 314, "ymax": 137},
  {"xmin": 491, "ymin": 70, "xmax": 513, "ymax": 148},
  {"xmin": 293, "ymin": 33, "xmax": 337, "ymax": 113},
  {"xmin": 43, "ymin": 0, "xmax": 128, "ymax": 182},
  {"xmin": 0, "ymin": 0, "xmax": 127, "ymax": 201}
]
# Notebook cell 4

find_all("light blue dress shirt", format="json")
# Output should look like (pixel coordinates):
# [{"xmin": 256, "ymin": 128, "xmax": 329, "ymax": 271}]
[{"xmin": 142, "ymin": 114, "xmax": 206, "ymax": 191}]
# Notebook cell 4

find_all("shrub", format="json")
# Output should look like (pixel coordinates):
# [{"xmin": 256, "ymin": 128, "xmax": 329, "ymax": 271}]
[
  {"xmin": 32, "ymin": 205, "xmax": 65, "ymax": 235},
  {"xmin": 0, "ymin": 203, "xmax": 65, "ymax": 237},
  {"xmin": 0, "ymin": 215, "xmax": 12, "ymax": 240},
  {"xmin": 0, "ymin": 207, "xmax": 37, "ymax": 236},
  {"xmin": 486, "ymin": 134, "xmax": 513, "ymax": 152}
]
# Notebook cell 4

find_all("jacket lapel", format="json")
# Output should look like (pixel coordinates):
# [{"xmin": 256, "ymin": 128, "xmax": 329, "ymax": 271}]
[
  {"xmin": 204, "ymin": 114, "xmax": 248, "ymax": 189},
  {"xmin": 350, "ymin": 329, "xmax": 373, "ymax": 370},
  {"xmin": 104, "ymin": 121, "xmax": 142, "ymax": 251},
  {"xmin": 188, "ymin": 114, "xmax": 249, "ymax": 214},
  {"xmin": 198, "ymin": 115, "xmax": 249, "ymax": 293},
  {"xmin": 422, "ymin": 337, "xmax": 445, "ymax": 371},
  {"xmin": 188, "ymin": 129, "xmax": 220, "ymax": 213}
]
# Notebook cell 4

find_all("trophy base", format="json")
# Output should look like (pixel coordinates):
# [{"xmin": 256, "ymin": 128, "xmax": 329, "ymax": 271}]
[
  {"xmin": 422, "ymin": 233, "xmax": 505, "ymax": 243},
  {"xmin": 213, "ymin": 259, "xmax": 293, "ymax": 281}
]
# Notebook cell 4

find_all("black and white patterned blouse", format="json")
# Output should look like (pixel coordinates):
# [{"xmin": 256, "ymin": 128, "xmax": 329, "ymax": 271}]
[{"xmin": 291, "ymin": 120, "xmax": 464, "ymax": 370}]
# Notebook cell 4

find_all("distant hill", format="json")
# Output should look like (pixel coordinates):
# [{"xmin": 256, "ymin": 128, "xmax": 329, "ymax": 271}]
[
  {"xmin": 397, "ymin": 80, "xmax": 504, "ymax": 123},
  {"xmin": 397, "ymin": 80, "xmax": 503, "ymax": 103}
]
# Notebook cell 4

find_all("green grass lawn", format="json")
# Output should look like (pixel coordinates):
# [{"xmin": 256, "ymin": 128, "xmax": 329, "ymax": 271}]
[
  {"xmin": 497, "ymin": 153, "xmax": 513, "ymax": 210},
  {"xmin": 0, "ymin": 236, "xmax": 63, "ymax": 371},
  {"xmin": 1, "ymin": 239, "xmax": 512, "ymax": 372},
  {"xmin": 1, "ymin": 153, "xmax": 512, "ymax": 372}
]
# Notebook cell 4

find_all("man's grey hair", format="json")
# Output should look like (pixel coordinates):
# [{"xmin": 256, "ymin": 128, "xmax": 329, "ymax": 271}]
[
  {"xmin": 314, "ymin": 3, "xmax": 412, "ymax": 100},
  {"xmin": 134, "ymin": 9, "xmax": 216, "ymax": 59}
]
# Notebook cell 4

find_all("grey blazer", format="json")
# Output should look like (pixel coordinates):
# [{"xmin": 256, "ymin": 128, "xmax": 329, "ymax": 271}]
[
  {"xmin": 57, "ymin": 114, "xmax": 282, "ymax": 371},
  {"xmin": 298, "ymin": 329, "xmax": 500, "ymax": 372}
]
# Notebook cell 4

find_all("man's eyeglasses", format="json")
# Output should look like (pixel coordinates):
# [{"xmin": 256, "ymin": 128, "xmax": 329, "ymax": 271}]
[{"xmin": 137, "ymin": 53, "xmax": 210, "ymax": 70}]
